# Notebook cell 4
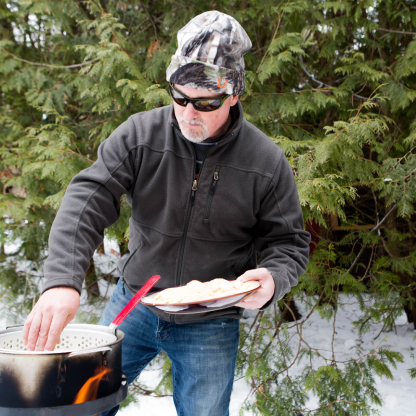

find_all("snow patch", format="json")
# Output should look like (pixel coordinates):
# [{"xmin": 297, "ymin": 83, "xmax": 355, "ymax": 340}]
[
  {"xmin": 344, "ymin": 338, "xmax": 356, "ymax": 349},
  {"xmin": 385, "ymin": 395, "xmax": 398, "ymax": 409}
]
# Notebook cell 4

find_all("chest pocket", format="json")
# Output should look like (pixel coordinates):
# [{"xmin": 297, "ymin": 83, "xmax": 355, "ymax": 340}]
[
  {"xmin": 195, "ymin": 165, "xmax": 266, "ymax": 240},
  {"xmin": 204, "ymin": 166, "xmax": 220, "ymax": 220}
]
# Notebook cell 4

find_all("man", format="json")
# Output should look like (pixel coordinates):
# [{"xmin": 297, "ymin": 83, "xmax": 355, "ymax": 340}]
[{"xmin": 23, "ymin": 11, "xmax": 310, "ymax": 416}]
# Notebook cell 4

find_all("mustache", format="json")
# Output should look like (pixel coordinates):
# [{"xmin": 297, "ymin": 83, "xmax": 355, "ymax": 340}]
[{"xmin": 177, "ymin": 115, "xmax": 204, "ymax": 126}]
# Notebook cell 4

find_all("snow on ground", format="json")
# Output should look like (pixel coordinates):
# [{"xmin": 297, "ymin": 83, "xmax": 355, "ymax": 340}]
[
  {"xmin": 1, "ymin": 241, "xmax": 415, "ymax": 415},
  {"xmin": 295, "ymin": 296, "xmax": 416, "ymax": 416},
  {"xmin": 118, "ymin": 293, "xmax": 416, "ymax": 416},
  {"xmin": 117, "ymin": 368, "xmax": 251, "ymax": 416}
]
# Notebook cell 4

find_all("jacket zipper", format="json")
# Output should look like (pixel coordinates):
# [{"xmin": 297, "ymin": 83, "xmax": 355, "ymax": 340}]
[
  {"xmin": 175, "ymin": 147, "xmax": 214, "ymax": 287},
  {"xmin": 205, "ymin": 167, "xmax": 220, "ymax": 220},
  {"xmin": 176, "ymin": 178, "xmax": 197, "ymax": 289},
  {"xmin": 120, "ymin": 246, "xmax": 139, "ymax": 295},
  {"xmin": 172, "ymin": 158, "xmax": 197, "ymax": 323},
  {"xmin": 173, "ymin": 146, "xmax": 216, "ymax": 322}
]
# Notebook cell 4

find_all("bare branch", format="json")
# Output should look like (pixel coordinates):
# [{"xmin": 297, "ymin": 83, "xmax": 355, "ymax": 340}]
[
  {"xmin": 377, "ymin": 28, "xmax": 416, "ymax": 36},
  {"xmin": 1, "ymin": 48, "xmax": 99, "ymax": 69},
  {"xmin": 140, "ymin": 1, "xmax": 158, "ymax": 40},
  {"xmin": 331, "ymin": 306, "xmax": 337, "ymax": 363},
  {"xmin": 130, "ymin": 382, "xmax": 172, "ymax": 397},
  {"xmin": 347, "ymin": 202, "xmax": 398, "ymax": 274},
  {"xmin": 299, "ymin": 56, "xmax": 374, "ymax": 101}
]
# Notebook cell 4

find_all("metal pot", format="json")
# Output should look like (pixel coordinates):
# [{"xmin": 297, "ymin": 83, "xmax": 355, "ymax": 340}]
[
  {"xmin": 0, "ymin": 324, "xmax": 124, "ymax": 408},
  {"xmin": 0, "ymin": 275, "xmax": 160, "ymax": 409}
]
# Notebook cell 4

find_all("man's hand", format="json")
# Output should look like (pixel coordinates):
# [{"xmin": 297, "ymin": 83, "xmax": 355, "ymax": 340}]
[
  {"xmin": 23, "ymin": 287, "xmax": 80, "ymax": 351},
  {"xmin": 235, "ymin": 268, "xmax": 275, "ymax": 309}
]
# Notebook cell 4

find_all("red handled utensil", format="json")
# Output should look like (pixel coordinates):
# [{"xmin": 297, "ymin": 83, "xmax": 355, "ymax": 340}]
[{"xmin": 108, "ymin": 274, "xmax": 160, "ymax": 330}]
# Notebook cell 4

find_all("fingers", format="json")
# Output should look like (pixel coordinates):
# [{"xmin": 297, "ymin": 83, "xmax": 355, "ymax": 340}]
[
  {"xmin": 235, "ymin": 268, "xmax": 276, "ymax": 309},
  {"xmin": 23, "ymin": 310, "xmax": 35, "ymax": 346},
  {"xmin": 35, "ymin": 311, "xmax": 54, "ymax": 351},
  {"xmin": 236, "ymin": 293, "xmax": 260, "ymax": 308},
  {"xmin": 237, "ymin": 269, "xmax": 261, "ymax": 283},
  {"xmin": 25, "ymin": 311, "xmax": 43, "ymax": 351},
  {"xmin": 237, "ymin": 268, "xmax": 272, "ymax": 285},
  {"xmin": 43, "ymin": 312, "xmax": 69, "ymax": 352},
  {"xmin": 23, "ymin": 287, "xmax": 80, "ymax": 352}
]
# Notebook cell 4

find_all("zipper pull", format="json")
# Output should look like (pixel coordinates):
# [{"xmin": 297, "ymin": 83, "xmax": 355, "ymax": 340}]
[
  {"xmin": 210, "ymin": 172, "xmax": 219, "ymax": 195},
  {"xmin": 121, "ymin": 277, "xmax": 126, "ymax": 295},
  {"xmin": 191, "ymin": 179, "xmax": 198, "ymax": 206}
]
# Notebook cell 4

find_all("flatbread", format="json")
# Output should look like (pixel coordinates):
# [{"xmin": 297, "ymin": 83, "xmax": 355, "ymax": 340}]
[{"xmin": 146, "ymin": 278, "xmax": 260, "ymax": 305}]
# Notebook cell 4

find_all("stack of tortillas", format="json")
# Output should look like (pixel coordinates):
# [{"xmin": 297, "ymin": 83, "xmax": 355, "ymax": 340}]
[{"xmin": 146, "ymin": 278, "xmax": 260, "ymax": 305}]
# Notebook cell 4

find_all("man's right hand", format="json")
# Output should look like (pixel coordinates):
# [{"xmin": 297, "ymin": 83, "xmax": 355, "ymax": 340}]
[{"xmin": 23, "ymin": 287, "xmax": 80, "ymax": 351}]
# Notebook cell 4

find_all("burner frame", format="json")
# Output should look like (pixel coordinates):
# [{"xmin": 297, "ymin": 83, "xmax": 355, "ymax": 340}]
[{"xmin": 0, "ymin": 374, "xmax": 128, "ymax": 416}]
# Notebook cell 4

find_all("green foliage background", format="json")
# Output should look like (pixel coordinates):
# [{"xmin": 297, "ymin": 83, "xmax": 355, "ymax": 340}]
[{"xmin": 1, "ymin": 0, "xmax": 416, "ymax": 414}]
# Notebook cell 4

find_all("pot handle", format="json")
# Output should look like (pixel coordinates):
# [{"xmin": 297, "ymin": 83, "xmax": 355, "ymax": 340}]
[
  {"xmin": 6, "ymin": 323, "xmax": 24, "ymax": 329},
  {"xmin": 66, "ymin": 346, "xmax": 112, "ymax": 359},
  {"xmin": 60, "ymin": 346, "xmax": 112, "ymax": 367}
]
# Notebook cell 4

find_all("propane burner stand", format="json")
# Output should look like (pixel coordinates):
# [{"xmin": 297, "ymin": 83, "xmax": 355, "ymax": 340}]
[{"xmin": 0, "ymin": 374, "xmax": 128, "ymax": 416}]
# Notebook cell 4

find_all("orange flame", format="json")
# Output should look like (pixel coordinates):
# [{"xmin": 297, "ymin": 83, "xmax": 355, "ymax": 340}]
[{"xmin": 73, "ymin": 367, "xmax": 112, "ymax": 404}]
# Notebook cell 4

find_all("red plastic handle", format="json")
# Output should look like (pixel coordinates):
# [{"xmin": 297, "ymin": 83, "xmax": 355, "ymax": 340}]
[{"xmin": 111, "ymin": 275, "xmax": 160, "ymax": 327}]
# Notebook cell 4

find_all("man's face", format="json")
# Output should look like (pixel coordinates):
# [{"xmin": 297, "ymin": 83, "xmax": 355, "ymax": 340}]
[{"xmin": 172, "ymin": 84, "xmax": 239, "ymax": 143}]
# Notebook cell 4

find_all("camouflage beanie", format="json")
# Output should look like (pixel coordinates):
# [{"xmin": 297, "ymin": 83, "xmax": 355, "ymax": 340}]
[{"xmin": 166, "ymin": 11, "xmax": 252, "ymax": 95}]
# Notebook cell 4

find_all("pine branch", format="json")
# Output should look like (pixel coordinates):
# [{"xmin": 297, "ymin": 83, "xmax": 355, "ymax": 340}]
[
  {"xmin": 380, "ymin": 234, "xmax": 397, "ymax": 258},
  {"xmin": 126, "ymin": 17, "xmax": 150, "ymax": 40},
  {"xmin": 140, "ymin": 0, "xmax": 158, "ymax": 40},
  {"xmin": 288, "ymin": 289, "xmax": 325, "ymax": 329},
  {"xmin": 355, "ymin": 360, "xmax": 378, "ymax": 396},
  {"xmin": 1, "ymin": 48, "xmax": 99, "ymax": 69},
  {"xmin": 360, "ymin": 245, "xmax": 375, "ymax": 281},
  {"xmin": 299, "ymin": 56, "xmax": 373, "ymax": 101},
  {"xmin": 253, "ymin": 88, "xmax": 333, "ymax": 96},
  {"xmin": 257, "ymin": 299, "xmax": 304, "ymax": 386},
  {"xmin": 130, "ymin": 382, "xmax": 172, "ymax": 397},
  {"xmin": 347, "ymin": 203, "xmax": 398, "ymax": 274},
  {"xmin": 377, "ymin": 28, "xmax": 416, "ymax": 36},
  {"xmin": 295, "ymin": 397, "xmax": 363, "ymax": 413},
  {"xmin": 250, "ymin": 11, "xmax": 284, "ymax": 89},
  {"xmin": 331, "ymin": 305, "xmax": 337, "ymax": 363},
  {"xmin": 404, "ymin": 166, "xmax": 416, "ymax": 181},
  {"xmin": 385, "ymin": 145, "xmax": 416, "ymax": 178}
]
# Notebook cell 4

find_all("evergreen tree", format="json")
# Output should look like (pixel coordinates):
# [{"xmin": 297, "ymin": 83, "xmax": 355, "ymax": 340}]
[{"xmin": 1, "ymin": 1, "xmax": 415, "ymax": 414}]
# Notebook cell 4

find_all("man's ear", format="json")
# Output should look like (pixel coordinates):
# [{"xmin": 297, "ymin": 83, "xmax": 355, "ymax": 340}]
[{"xmin": 230, "ymin": 95, "xmax": 239, "ymax": 106}]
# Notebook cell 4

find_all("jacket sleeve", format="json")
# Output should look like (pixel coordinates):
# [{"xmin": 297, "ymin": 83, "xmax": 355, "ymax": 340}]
[
  {"xmin": 253, "ymin": 152, "xmax": 310, "ymax": 309},
  {"xmin": 42, "ymin": 117, "xmax": 139, "ymax": 294}
]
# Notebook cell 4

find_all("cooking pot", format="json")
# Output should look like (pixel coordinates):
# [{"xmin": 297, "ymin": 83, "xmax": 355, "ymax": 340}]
[
  {"xmin": 0, "ymin": 274, "xmax": 160, "ymax": 409},
  {"xmin": 0, "ymin": 323, "xmax": 124, "ymax": 408}
]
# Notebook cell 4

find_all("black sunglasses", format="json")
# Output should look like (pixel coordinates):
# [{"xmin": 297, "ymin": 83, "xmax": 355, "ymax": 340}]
[{"xmin": 169, "ymin": 83, "xmax": 231, "ymax": 112}]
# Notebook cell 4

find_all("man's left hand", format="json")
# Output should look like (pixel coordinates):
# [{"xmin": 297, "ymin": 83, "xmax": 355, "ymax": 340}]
[{"xmin": 235, "ymin": 268, "xmax": 275, "ymax": 309}]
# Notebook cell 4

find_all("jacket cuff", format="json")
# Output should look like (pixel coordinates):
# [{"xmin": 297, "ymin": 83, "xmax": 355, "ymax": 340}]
[{"xmin": 42, "ymin": 276, "xmax": 82, "ymax": 295}]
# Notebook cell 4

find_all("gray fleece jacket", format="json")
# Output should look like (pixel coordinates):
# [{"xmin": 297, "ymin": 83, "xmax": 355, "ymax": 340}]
[{"xmin": 43, "ymin": 101, "xmax": 310, "ymax": 323}]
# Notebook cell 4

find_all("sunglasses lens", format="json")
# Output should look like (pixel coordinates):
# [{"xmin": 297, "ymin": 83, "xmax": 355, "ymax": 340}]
[
  {"xmin": 194, "ymin": 99, "xmax": 222, "ymax": 112},
  {"xmin": 173, "ymin": 96, "xmax": 187, "ymax": 106},
  {"xmin": 170, "ymin": 85, "xmax": 226, "ymax": 112},
  {"xmin": 171, "ymin": 89, "xmax": 187, "ymax": 106}
]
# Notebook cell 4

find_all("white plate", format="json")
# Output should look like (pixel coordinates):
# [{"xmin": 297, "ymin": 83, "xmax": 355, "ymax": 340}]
[{"xmin": 141, "ymin": 285, "xmax": 260, "ymax": 314}]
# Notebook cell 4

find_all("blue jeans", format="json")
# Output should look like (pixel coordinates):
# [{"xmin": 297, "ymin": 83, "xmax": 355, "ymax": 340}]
[{"xmin": 99, "ymin": 280, "xmax": 240, "ymax": 416}]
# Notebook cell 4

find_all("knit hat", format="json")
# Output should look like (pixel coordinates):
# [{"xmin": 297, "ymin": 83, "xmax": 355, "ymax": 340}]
[{"xmin": 166, "ymin": 11, "xmax": 252, "ymax": 95}]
